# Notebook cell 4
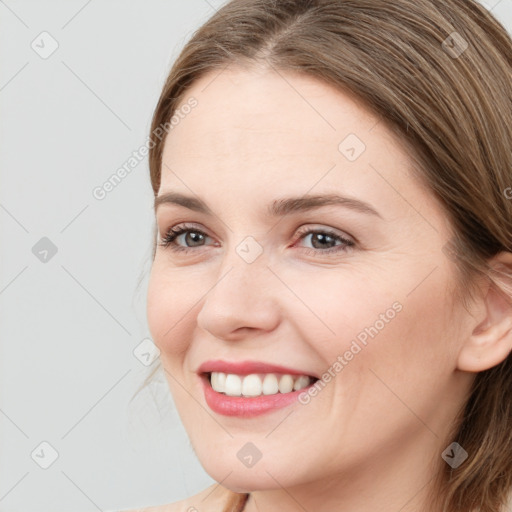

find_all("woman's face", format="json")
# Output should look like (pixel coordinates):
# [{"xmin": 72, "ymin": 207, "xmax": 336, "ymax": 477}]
[{"xmin": 147, "ymin": 65, "xmax": 475, "ymax": 494}]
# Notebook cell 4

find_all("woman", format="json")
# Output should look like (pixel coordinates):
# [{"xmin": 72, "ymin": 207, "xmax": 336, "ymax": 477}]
[{"xmin": 129, "ymin": 0, "xmax": 512, "ymax": 510}]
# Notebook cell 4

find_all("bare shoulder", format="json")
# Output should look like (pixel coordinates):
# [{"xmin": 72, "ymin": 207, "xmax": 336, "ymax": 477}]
[{"xmin": 118, "ymin": 483, "xmax": 245, "ymax": 512}]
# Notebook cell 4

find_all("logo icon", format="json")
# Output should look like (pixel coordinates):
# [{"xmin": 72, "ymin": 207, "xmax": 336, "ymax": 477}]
[
  {"xmin": 442, "ymin": 32, "xmax": 468, "ymax": 59},
  {"xmin": 338, "ymin": 133, "xmax": 366, "ymax": 162},
  {"xmin": 31, "ymin": 32, "xmax": 59, "ymax": 59},
  {"xmin": 237, "ymin": 442, "xmax": 263, "ymax": 468},
  {"xmin": 442, "ymin": 442, "xmax": 468, "ymax": 469},
  {"xmin": 31, "ymin": 441, "xmax": 59, "ymax": 469},
  {"xmin": 236, "ymin": 236, "xmax": 263, "ymax": 264},
  {"xmin": 32, "ymin": 237, "xmax": 58, "ymax": 263},
  {"xmin": 133, "ymin": 338, "xmax": 160, "ymax": 366}
]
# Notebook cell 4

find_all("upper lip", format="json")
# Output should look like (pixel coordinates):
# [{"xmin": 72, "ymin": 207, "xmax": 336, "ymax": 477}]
[{"xmin": 197, "ymin": 359, "xmax": 318, "ymax": 378}]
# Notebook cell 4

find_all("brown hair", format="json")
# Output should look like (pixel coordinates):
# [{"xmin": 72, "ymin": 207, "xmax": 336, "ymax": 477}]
[{"xmin": 144, "ymin": 1, "xmax": 512, "ymax": 510}]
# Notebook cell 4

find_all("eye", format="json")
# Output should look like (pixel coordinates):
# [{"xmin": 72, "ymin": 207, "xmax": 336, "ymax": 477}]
[
  {"xmin": 158, "ymin": 223, "xmax": 213, "ymax": 253},
  {"xmin": 158, "ymin": 223, "xmax": 355, "ymax": 257},
  {"xmin": 294, "ymin": 226, "xmax": 355, "ymax": 255}
]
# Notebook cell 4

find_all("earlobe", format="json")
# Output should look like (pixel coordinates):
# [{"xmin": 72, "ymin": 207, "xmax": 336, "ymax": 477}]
[{"xmin": 457, "ymin": 252, "xmax": 512, "ymax": 373}]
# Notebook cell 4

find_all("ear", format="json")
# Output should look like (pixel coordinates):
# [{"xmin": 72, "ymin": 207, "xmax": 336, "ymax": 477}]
[{"xmin": 457, "ymin": 251, "xmax": 512, "ymax": 373}]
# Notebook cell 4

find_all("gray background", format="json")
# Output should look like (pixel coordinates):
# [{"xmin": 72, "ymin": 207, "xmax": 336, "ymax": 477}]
[{"xmin": 0, "ymin": 1, "xmax": 510, "ymax": 511}]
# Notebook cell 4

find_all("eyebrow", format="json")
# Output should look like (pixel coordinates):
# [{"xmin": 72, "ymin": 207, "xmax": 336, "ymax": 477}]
[{"xmin": 154, "ymin": 192, "xmax": 382, "ymax": 219}]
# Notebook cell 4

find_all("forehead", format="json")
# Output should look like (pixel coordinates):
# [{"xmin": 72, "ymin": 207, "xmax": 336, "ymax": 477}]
[
  {"xmin": 157, "ymin": 65, "xmax": 449, "ymax": 236},
  {"xmin": 163, "ymin": 64, "xmax": 382, "ymax": 159},
  {"xmin": 161, "ymin": 65, "xmax": 406, "ymax": 185}
]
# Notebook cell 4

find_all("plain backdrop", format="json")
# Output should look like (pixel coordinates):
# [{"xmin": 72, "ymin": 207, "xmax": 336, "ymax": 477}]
[{"xmin": 0, "ymin": 1, "xmax": 511, "ymax": 511}]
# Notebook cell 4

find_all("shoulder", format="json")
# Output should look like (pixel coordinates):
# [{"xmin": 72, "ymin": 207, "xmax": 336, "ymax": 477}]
[{"xmin": 117, "ymin": 483, "xmax": 247, "ymax": 512}]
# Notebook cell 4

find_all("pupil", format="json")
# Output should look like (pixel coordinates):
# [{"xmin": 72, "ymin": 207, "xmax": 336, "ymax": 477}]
[
  {"xmin": 187, "ymin": 232, "xmax": 203, "ymax": 246},
  {"xmin": 313, "ymin": 233, "xmax": 333, "ymax": 249}
]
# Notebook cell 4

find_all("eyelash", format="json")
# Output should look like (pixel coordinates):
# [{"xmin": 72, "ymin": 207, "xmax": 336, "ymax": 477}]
[{"xmin": 158, "ymin": 223, "xmax": 355, "ymax": 256}]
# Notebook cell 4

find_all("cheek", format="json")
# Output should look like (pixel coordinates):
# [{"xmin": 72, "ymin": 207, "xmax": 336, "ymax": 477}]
[
  {"xmin": 296, "ymin": 269, "xmax": 406, "ymax": 358},
  {"xmin": 146, "ymin": 263, "xmax": 195, "ymax": 357},
  {"xmin": 310, "ymin": 263, "xmax": 455, "ymax": 395},
  {"xmin": 343, "ymin": 269, "xmax": 457, "ymax": 410}
]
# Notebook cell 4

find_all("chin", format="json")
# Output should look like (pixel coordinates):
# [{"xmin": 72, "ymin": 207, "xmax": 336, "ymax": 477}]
[
  {"xmin": 205, "ymin": 464, "xmax": 287, "ymax": 493},
  {"xmin": 194, "ymin": 442, "xmax": 313, "ymax": 493}
]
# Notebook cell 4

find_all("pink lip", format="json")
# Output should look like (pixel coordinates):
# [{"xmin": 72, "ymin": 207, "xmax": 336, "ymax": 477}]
[
  {"xmin": 197, "ymin": 359, "xmax": 316, "ymax": 377},
  {"xmin": 197, "ymin": 360, "xmax": 318, "ymax": 418},
  {"xmin": 200, "ymin": 375, "xmax": 312, "ymax": 417}
]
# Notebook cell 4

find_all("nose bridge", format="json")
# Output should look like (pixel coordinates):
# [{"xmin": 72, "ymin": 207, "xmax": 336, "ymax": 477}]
[
  {"xmin": 196, "ymin": 235, "xmax": 280, "ymax": 336},
  {"xmin": 213, "ymin": 234, "xmax": 272, "ymax": 302}
]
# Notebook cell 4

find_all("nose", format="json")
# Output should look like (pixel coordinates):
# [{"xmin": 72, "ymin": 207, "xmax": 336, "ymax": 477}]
[{"xmin": 196, "ymin": 251, "xmax": 281, "ymax": 341}]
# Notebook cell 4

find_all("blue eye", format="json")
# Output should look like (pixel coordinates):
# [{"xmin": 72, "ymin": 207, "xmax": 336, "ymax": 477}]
[{"xmin": 158, "ymin": 224, "xmax": 355, "ymax": 256}]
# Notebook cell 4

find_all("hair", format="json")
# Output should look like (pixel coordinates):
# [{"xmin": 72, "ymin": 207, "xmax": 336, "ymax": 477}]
[{"xmin": 142, "ymin": 1, "xmax": 512, "ymax": 510}]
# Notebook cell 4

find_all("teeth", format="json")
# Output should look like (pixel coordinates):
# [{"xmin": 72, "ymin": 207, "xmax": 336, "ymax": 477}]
[
  {"xmin": 293, "ymin": 375, "xmax": 310, "ymax": 391},
  {"xmin": 242, "ymin": 374, "xmax": 262, "ymax": 397},
  {"xmin": 224, "ymin": 374, "xmax": 242, "ymax": 396},
  {"xmin": 262, "ymin": 374, "xmax": 279, "ymax": 395},
  {"xmin": 209, "ymin": 372, "xmax": 313, "ymax": 397},
  {"xmin": 278, "ymin": 374, "xmax": 294, "ymax": 393}
]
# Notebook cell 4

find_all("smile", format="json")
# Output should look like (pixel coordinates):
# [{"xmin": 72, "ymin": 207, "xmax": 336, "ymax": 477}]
[{"xmin": 197, "ymin": 360, "xmax": 319, "ymax": 417}]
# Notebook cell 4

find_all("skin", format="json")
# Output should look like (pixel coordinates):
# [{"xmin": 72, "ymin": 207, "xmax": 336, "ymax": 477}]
[{"xmin": 147, "ymin": 64, "xmax": 512, "ymax": 512}]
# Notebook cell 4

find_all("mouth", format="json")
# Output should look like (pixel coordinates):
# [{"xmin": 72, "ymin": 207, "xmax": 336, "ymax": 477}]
[{"xmin": 197, "ymin": 360, "xmax": 320, "ymax": 417}]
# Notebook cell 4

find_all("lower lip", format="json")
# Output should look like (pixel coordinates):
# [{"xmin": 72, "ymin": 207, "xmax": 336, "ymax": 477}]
[{"xmin": 201, "ymin": 375, "xmax": 312, "ymax": 417}]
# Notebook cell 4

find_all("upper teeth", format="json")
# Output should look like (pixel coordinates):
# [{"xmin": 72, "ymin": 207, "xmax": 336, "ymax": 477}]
[{"xmin": 210, "ymin": 372, "xmax": 312, "ymax": 397}]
